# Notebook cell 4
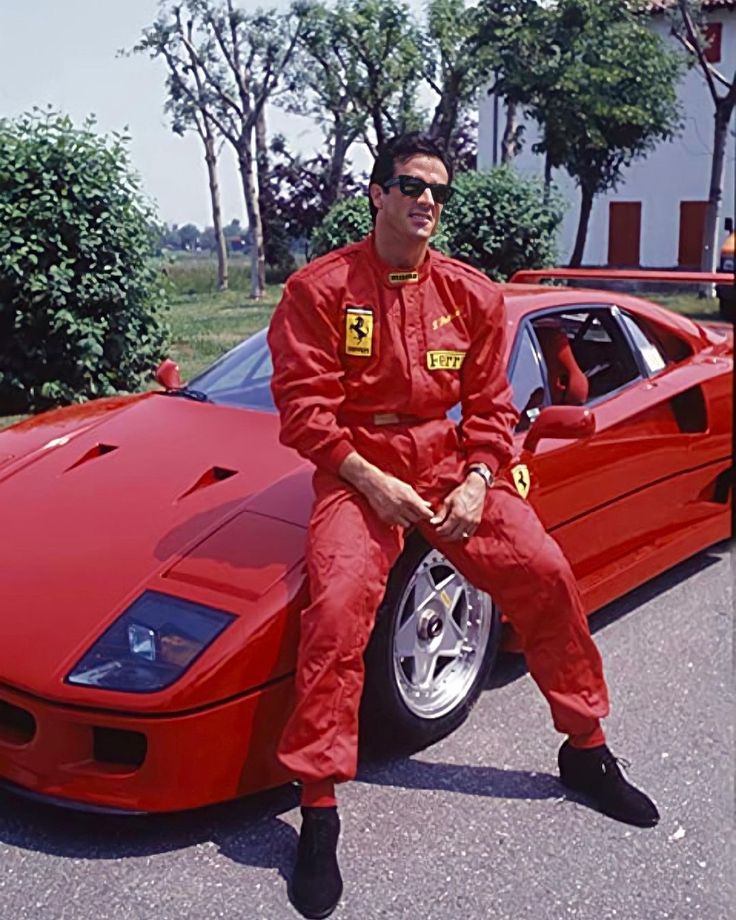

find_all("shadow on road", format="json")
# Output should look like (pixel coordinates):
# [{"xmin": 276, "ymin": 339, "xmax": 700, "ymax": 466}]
[
  {"xmin": 357, "ymin": 757, "xmax": 561, "ymax": 802},
  {"xmin": 0, "ymin": 782, "xmax": 299, "ymax": 879}
]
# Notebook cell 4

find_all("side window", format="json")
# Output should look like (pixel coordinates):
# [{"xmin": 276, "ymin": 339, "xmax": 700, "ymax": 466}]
[
  {"xmin": 509, "ymin": 327, "xmax": 546, "ymax": 432},
  {"xmin": 531, "ymin": 308, "xmax": 641, "ymax": 404},
  {"xmin": 618, "ymin": 312, "xmax": 668, "ymax": 375}
]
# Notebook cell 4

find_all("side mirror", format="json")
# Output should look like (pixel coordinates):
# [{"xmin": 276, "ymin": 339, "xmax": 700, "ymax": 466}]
[
  {"xmin": 522, "ymin": 405, "xmax": 596, "ymax": 454},
  {"xmin": 155, "ymin": 358, "xmax": 183, "ymax": 390}
]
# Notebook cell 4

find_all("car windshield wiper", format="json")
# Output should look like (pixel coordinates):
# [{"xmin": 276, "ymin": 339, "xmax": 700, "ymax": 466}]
[{"xmin": 164, "ymin": 386, "xmax": 211, "ymax": 403}]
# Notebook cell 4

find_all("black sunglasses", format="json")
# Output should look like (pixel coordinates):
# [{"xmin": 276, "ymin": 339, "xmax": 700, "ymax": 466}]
[{"xmin": 382, "ymin": 174, "xmax": 455, "ymax": 204}]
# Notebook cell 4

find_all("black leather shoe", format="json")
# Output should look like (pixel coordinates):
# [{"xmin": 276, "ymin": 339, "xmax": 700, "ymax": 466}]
[
  {"xmin": 288, "ymin": 806, "xmax": 343, "ymax": 919},
  {"xmin": 558, "ymin": 741, "xmax": 660, "ymax": 827}
]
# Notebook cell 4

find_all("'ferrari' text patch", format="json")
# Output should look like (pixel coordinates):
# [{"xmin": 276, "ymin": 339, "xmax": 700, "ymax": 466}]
[
  {"xmin": 387, "ymin": 271, "xmax": 419, "ymax": 285},
  {"xmin": 345, "ymin": 306, "xmax": 374, "ymax": 356},
  {"xmin": 426, "ymin": 350, "xmax": 466, "ymax": 371},
  {"xmin": 511, "ymin": 463, "xmax": 531, "ymax": 500}
]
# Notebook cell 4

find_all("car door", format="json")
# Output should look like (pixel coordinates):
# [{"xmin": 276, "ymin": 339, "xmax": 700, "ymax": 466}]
[{"xmin": 508, "ymin": 303, "xmax": 727, "ymax": 611}]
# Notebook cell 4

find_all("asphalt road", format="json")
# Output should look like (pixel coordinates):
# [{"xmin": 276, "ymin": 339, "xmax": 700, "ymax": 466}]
[{"xmin": 0, "ymin": 541, "xmax": 732, "ymax": 920}]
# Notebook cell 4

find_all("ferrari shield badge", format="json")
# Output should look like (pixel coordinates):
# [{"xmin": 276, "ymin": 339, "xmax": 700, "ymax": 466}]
[
  {"xmin": 345, "ymin": 306, "xmax": 374, "ymax": 357},
  {"xmin": 511, "ymin": 463, "xmax": 531, "ymax": 499}
]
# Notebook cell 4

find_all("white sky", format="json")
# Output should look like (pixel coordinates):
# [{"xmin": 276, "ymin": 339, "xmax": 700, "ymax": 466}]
[{"xmin": 0, "ymin": 0, "xmax": 424, "ymax": 228}]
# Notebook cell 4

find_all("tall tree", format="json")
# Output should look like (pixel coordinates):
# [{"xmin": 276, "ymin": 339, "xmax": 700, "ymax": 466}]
[
  {"xmin": 423, "ymin": 0, "xmax": 495, "ymax": 150},
  {"xmin": 498, "ymin": 0, "xmax": 683, "ymax": 266},
  {"xmin": 139, "ymin": 1, "xmax": 306, "ymax": 299},
  {"xmin": 282, "ymin": 1, "xmax": 366, "ymax": 211},
  {"xmin": 668, "ymin": 0, "xmax": 736, "ymax": 273},
  {"xmin": 136, "ymin": 7, "xmax": 229, "ymax": 291},
  {"xmin": 474, "ymin": 0, "xmax": 548, "ymax": 165}
]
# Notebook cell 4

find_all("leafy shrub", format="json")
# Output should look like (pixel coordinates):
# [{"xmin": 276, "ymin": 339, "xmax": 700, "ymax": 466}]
[
  {"xmin": 310, "ymin": 196, "xmax": 373, "ymax": 259},
  {"xmin": 0, "ymin": 111, "xmax": 169, "ymax": 413},
  {"xmin": 310, "ymin": 166, "xmax": 565, "ymax": 280},
  {"xmin": 442, "ymin": 167, "xmax": 565, "ymax": 280}
]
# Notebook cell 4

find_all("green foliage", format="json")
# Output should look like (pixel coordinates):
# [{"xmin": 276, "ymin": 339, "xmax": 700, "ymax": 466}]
[
  {"xmin": 310, "ymin": 196, "xmax": 374, "ymax": 259},
  {"xmin": 441, "ymin": 168, "xmax": 564, "ymax": 280},
  {"xmin": 311, "ymin": 167, "xmax": 564, "ymax": 280},
  {"xmin": 0, "ymin": 111, "xmax": 169, "ymax": 413}
]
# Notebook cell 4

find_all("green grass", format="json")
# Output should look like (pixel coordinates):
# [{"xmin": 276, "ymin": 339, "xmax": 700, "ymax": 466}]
[
  {"xmin": 0, "ymin": 257, "xmax": 724, "ymax": 432},
  {"xmin": 168, "ymin": 286, "xmax": 281, "ymax": 382}
]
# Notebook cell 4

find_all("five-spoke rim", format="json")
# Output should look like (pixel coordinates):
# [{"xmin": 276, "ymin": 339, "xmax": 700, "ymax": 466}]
[{"xmin": 392, "ymin": 548, "xmax": 494, "ymax": 719}]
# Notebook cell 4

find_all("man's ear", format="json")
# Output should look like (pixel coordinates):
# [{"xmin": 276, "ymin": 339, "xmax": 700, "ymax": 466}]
[{"xmin": 368, "ymin": 182, "xmax": 384, "ymax": 213}]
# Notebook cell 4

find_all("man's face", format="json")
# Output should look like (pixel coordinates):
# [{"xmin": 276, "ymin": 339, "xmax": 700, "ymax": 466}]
[{"xmin": 370, "ymin": 154, "xmax": 449, "ymax": 244}]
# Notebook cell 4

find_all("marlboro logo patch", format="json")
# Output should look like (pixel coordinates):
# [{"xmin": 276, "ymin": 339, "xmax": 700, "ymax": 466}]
[
  {"xmin": 387, "ymin": 271, "xmax": 419, "ymax": 284},
  {"xmin": 426, "ymin": 350, "xmax": 466, "ymax": 371},
  {"xmin": 345, "ymin": 306, "xmax": 374, "ymax": 356}
]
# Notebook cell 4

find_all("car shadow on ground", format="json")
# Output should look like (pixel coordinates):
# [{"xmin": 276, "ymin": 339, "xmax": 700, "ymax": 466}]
[
  {"xmin": 0, "ymin": 782, "xmax": 300, "ymax": 879},
  {"xmin": 0, "ymin": 543, "xmax": 728, "ymax": 867}
]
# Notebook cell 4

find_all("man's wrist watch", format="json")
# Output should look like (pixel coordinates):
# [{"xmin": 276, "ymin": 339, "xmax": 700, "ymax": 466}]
[{"xmin": 467, "ymin": 462, "xmax": 494, "ymax": 489}]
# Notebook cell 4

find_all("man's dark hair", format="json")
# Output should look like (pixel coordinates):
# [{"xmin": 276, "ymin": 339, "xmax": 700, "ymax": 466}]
[{"xmin": 368, "ymin": 132, "xmax": 454, "ymax": 222}]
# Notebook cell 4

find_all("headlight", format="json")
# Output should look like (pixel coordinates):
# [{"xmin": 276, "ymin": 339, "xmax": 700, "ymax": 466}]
[{"xmin": 67, "ymin": 591, "xmax": 234, "ymax": 692}]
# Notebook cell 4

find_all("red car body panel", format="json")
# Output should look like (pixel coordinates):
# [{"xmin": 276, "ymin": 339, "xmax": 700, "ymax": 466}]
[{"xmin": 0, "ymin": 284, "xmax": 732, "ymax": 811}]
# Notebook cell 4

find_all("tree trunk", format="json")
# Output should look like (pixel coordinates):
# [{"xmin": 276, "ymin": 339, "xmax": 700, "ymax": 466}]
[
  {"xmin": 325, "ymin": 125, "xmax": 351, "ymax": 209},
  {"xmin": 543, "ymin": 151, "xmax": 553, "ymax": 202},
  {"xmin": 700, "ymin": 100, "xmax": 733, "ymax": 277},
  {"xmin": 255, "ymin": 106, "xmax": 272, "ymax": 276},
  {"xmin": 203, "ymin": 131, "xmax": 228, "ymax": 292},
  {"xmin": 501, "ymin": 100, "xmax": 519, "ymax": 163},
  {"xmin": 238, "ymin": 135, "xmax": 265, "ymax": 300},
  {"xmin": 569, "ymin": 185, "xmax": 595, "ymax": 267},
  {"xmin": 430, "ymin": 91, "xmax": 459, "ymax": 148}
]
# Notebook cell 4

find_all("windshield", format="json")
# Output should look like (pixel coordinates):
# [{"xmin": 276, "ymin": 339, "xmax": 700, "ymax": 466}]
[{"xmin": 187, "ymin": 328, "xmax": 276, "ymax": 413}]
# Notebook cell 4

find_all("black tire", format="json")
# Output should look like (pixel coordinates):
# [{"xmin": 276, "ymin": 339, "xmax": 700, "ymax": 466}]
[{"xmin": 360, "ymin": 530, "xmax": 501, "ymax": 756}]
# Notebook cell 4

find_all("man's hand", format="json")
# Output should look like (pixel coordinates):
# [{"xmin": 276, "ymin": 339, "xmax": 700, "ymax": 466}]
[
  {"xmin": 431, "ymin": 474, "xmax": 487, "ymax": 542},
  {"xmin": 339, "ymin": 452, "xmax": 435, "ymax": 527}
]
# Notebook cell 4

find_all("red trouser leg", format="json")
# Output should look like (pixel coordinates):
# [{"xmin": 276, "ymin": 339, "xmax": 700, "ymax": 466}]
[
  {"xmin": 422, "ymin": 481, "xmax": 609, "ymax": 738},
  {"xmin": 277, "ymin": 473, "xmax": 402, "ymax": 784}
]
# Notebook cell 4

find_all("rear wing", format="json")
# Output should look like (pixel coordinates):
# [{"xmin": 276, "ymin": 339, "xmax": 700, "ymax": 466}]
[{"xmin": 508, "ymin": 268, "xmax": 734, "ymax": 285}]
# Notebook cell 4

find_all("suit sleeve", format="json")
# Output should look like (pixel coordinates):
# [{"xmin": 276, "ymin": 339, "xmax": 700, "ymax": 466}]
[
  {"xmin": 267, "ymin": 274, "xmax": 355, "ymax": 475},
  {"xmin": 458, "ymin": 287, "xmax": 518, "ymax": 476}
]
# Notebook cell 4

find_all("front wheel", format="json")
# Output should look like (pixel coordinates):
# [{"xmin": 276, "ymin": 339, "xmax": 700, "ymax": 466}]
[{"xmin": 361, "ymin": 531, "xmax": 501, "ymax": 755}]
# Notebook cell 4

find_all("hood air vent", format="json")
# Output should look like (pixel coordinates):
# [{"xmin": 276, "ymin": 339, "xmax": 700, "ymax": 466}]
[
  {"xmin": 65, "ymin": 443, "xmax": 119, "ymax": 472},
  {"xmin": 177, "ymin": 466, "xmax": 238, "ymax": 501}
]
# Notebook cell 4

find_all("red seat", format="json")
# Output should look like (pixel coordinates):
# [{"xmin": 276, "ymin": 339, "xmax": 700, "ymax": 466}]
[{"xmin": 534, "ymin": 322, "xmax": 589, "ymax": 405}]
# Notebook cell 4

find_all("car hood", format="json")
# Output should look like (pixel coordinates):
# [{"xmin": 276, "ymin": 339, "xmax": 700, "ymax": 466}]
[{"xmin": 0, "ymin": 394, "xmax": 313, "ymax": 703}]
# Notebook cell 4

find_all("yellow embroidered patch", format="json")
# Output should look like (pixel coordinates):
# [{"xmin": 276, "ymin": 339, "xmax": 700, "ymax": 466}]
[
  {"xmin": 426, "ymin": 350, "xmax": 466, "ymax": 371},
  {"xmin": 387, "ymin": 271, "xmax": 419, "ymax": 284},
  {"xmin": 511, "ymin": 463, "xmax": 531, "ymax": 499},
  {"xmin": 345, "ymin": 306, "xmax": 374, "ymax": 356}
]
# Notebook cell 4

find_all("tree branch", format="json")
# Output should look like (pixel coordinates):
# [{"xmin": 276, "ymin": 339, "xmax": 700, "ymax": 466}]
[{"xmin": 675, "ymin": 2, "xmax": 720, "ymax": 103}]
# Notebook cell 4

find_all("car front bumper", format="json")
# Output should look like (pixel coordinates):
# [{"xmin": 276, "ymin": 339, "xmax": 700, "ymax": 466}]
[{"xmin": 0, "ymin": 676, "xmax": 295, "ymax": 813}]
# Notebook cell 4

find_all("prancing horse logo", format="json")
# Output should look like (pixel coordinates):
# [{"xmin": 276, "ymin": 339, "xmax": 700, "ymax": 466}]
[
  {"xmin": 345, "ymin": 305, "xmax": 374, "ymax": 356},
  {"xmin": 350, "ymin": 315, "xmax": 368, "ymax": 342}
]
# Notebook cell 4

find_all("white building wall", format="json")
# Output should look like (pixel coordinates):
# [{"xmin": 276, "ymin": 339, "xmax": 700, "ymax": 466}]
[{"xmin": 478, "ymin": 11, "xmax": 736, "ymax": 267}]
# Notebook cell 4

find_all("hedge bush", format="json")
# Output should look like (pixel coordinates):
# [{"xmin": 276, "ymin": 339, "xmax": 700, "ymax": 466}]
[
  {"xmin": 310, "ymin": 165, "xmax": 565, "ymax": 280},
  {"xmin": 441, "ymin": 167, "xmax": 565, "ymax": 281},
  {"xmin": 0, "ymin": 111, "xmax": 169, "ymax": 413}
]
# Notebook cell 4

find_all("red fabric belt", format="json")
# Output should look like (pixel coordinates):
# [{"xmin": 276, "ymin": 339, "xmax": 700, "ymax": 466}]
[{"xmin": 338, "ymin": 411, "xmax": 447, "ymax": 427}]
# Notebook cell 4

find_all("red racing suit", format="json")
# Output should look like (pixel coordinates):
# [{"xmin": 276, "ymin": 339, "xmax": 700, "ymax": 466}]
[{"xmin": 268, "ymin": 236, "xmax": 609, "ymax": 784}]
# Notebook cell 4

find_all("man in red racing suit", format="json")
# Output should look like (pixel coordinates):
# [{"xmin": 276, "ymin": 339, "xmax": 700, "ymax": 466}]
[{"xmin": 268, "ymin": 133, "xmax": 659, "ymax": 920}]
